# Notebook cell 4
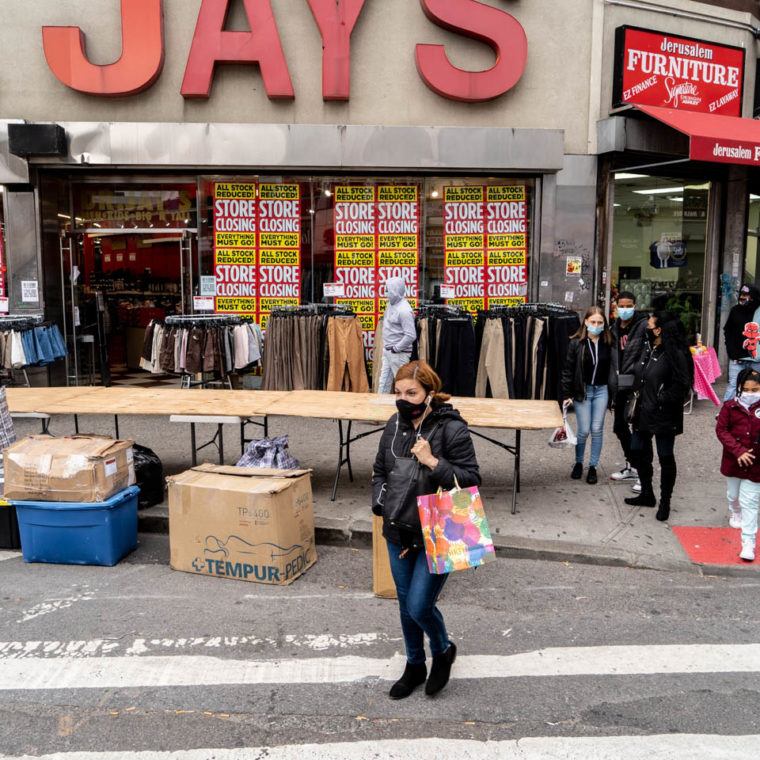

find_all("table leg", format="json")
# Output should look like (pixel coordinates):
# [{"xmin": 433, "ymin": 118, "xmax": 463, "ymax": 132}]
[
  {"xmin": 191, "ymin": 423, "xmax": 197, "ymax": 467},
  {"xmin": 114, "ymin": 415, "xmax": 120, "ymax": 439},
  {"xmin": 218, "ymin": 423, "xmax": 224, "ymax": 464}
]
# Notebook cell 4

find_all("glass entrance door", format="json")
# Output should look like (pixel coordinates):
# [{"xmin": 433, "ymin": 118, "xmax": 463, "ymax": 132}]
[
  {"xmin": 610, "ymin": 173, "xmax": 710, "ymax": 342},
  {"xmin": 62, "ymin": 231, "xmax": 195, "ymax": 384}
]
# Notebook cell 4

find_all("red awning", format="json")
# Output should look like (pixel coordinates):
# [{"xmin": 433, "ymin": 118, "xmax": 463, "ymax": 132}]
[{"xmin": 635, "ymin": 104, "xmax": 760, "ymax": 167}]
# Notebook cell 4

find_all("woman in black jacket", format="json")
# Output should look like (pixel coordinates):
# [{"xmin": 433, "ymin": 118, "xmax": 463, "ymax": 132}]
[
  {"xmin": 561, "ymin": 306, "xmax": 618, "ymax": 484},
  {"xmin": 624, "ymin": 311, "xmax": 693, "ymax": 521},
  {"xmin": 372, "ymin": 360, "xmax": 480, "ymax": 700}
]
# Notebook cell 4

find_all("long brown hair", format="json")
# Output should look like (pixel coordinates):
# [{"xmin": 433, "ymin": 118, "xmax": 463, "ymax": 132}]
[
  {"xmin": 394, "ymin": 360, "xmax": 451, "ymax": 405},
  {"xmin": 571, "ymin": 305, "xmax": 612, "ymax": 344}
]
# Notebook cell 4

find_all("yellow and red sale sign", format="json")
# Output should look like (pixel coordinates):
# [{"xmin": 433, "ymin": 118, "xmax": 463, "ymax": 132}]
[
  {"xmin": 213, "ymin": 182, "xmax": 301, "ymax": 319},
  {"xmin": 443, "ymin": 185, "xmax": 528, "ymax": 311}
]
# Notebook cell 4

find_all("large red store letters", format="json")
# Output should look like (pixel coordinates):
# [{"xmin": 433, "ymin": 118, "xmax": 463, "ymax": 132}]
[
  {"xmin": 42, "ymin": 0, "xmax": 165, "ymax": 97},
  {"xmin": 42, "ymin": 0, "xmax": 527, "ymax": 102}
]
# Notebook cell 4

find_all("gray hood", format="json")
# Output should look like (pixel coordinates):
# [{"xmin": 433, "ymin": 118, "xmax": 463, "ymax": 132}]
[{"xmin": 386, "ymin": 277, "xmax": 406, "ymax": 305}]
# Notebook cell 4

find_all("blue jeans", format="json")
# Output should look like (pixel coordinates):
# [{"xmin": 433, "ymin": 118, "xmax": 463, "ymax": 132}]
[
  {"xmin": 724, "ymin": 359, "xmax": 760, "ymax": 401},
  {"xmin": 574, "ymin": 384, "xmax": 608, "ymax": 467},
  {"xmin": 386, "ymin": 540, "xmax": 450, "ymax": 664}
]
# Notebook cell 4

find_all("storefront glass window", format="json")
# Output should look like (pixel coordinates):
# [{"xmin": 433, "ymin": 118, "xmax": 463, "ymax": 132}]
[
  {"xmin": 610, "ymin": 173, "xmax": 709, "ymax": 341},
  {"xmin": 198, "ymin": 176, "xmax": 534, "ymax": 324},
  {"xmin": 745, "ymin": 194, "xmax": 760, "ymax": 286}
]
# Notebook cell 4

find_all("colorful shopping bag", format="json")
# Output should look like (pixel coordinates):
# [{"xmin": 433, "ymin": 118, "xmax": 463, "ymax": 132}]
[{"xmin": 417, "ymin": 477, "xmax": 496, "ymax": 574}]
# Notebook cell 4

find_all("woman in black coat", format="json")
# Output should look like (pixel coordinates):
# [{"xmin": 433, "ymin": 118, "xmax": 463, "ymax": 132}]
[
  {"xmin": 624, "ymin": 311, "xmax": 693, "ymax": 521},
  {"xmin": 372, "ymin": 360, "xmax": 480, "ymax": 700}
]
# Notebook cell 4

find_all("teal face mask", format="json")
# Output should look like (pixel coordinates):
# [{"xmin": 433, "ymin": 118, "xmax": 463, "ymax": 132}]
[
  {"xmin": 617, "ymin": 307, "xmax": 634, "ymax": 321},
  {"xmin": 586, "ymin": 324, "xmax": 604, "ymax": 336}
]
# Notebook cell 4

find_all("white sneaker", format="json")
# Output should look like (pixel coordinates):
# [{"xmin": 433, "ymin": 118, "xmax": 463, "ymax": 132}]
[
  {"xmin": 729, "ymin": 510, "xmax": 742, "ymax": 530},
  {"xmin": 611, "ymin": 465, "xmax": 638, "ymax": 481},
  {"xmin": 631, "ymin": 480, "xmax": 642, "ymax": 493},
  {"xmin": 740, "ymin": 538, "xmax": 755, "ymax": 562}
]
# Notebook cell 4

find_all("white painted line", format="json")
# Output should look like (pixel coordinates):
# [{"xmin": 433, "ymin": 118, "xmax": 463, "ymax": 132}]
[
  {"xmin": 1, "ymin": 734, "xmax": 759, "ymax": 759},
  {"xmin": 0, "ymin": 632, "xmax": 395, "ymax": 659},
  {"xmin": 3, "ymin": 643, "xmax": 760, "ymax": 690},
  {"xmin": 0, "ymin": 551, "xmax": 19, "ymax": 562}
]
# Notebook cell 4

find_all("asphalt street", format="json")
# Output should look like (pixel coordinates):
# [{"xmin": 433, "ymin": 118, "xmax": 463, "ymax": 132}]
[{"xmin": 2, "ymin": 536, "xmax": 760, "ymax": 758}]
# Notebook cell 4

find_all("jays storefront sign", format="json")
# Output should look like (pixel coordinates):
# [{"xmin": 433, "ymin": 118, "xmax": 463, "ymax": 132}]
[
  {"xmin": 41, "ymin": 0, "xmax": 528, "ymax": 103},
  {"xmin": 612, "ymin": 26, "xmax": 745, "ymax": 116}
]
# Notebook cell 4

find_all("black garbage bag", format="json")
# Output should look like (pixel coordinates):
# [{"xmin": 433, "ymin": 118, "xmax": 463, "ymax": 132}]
[{"xmin": 132, "ymin": 443, "xmax": 164, "ymax": 509}]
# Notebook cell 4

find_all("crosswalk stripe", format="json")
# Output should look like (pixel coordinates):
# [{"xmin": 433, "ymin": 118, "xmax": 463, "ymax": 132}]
[
  {"xmin": 2, "ymin": 643, "xmax": 760, "ymax": 690},
  {"xmin": 1, "ymin": 734, "xmax": 759, "ymax": 759},
  {"xmin": 0, "ymin": 551, "xmax": 18, "ymax": 562}
]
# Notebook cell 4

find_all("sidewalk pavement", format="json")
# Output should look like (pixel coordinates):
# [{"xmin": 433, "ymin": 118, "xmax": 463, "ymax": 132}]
[{"xmin": 10, "ymin": 384, "xmax": 747, "ymax": 576}]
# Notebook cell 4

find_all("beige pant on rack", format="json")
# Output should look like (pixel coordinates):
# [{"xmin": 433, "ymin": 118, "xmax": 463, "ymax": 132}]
[{"xmin": 475, "ymin": 318, "xmax": 509, "ymax": 398}]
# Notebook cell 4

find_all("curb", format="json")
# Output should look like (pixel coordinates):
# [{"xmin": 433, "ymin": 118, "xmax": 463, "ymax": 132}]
[{"xmin": 137, "ymin": 509, "xmax": 708, "ymax": 576}]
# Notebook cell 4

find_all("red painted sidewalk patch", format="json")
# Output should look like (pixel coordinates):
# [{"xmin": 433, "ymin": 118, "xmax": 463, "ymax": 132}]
[{"xmin": 671, "ymin": 526, "xmax": 760, "ymax": 566}]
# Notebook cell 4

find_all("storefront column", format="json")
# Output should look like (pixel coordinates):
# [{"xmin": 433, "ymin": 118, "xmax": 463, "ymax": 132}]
[
  {"xmin": 716, "ymin": 166, "xmax": 749, "ymax": 366},
  {"xmin": 541, "ymin": 155, "xmax": 598, "ymax": 310}
]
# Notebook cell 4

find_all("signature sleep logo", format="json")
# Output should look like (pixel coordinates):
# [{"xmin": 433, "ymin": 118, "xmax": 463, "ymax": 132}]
[{"xmin": 192, "ymin": 557, "xmax": 205, "ymax": 572}]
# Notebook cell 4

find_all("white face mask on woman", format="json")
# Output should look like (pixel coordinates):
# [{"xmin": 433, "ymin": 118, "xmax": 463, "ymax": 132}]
[{"xmin": 739, "ymin": 391, "xmax": 760, "ymax": 409}]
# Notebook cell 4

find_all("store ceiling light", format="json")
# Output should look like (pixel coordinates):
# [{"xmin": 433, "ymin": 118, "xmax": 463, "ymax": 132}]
[
  {"xmin": 633, "ymin": 186, "xmax": 684, "ymax": 195},
  {"xmin": 614, "ymin": 172, "xmax": 646, "ymax": 179},
  {"xmin": 431, "ymin": 190, "xmax": 439, "ymax": 198}
]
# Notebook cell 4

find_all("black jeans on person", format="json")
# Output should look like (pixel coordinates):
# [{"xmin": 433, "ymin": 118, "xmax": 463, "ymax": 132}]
[
  {"xmin": 629, "ymin": 430, "xmax": 677, "ymax": 503},
  {"xmin": 613, "ymin": 391, "xmax": 633, "ymax": 463}
]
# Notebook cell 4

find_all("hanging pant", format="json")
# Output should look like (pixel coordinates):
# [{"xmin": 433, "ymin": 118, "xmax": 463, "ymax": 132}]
[
  {"xmin": 326, "ymin": 317, "xmax": 369, "ymax": 393},
  {"xmin": 475, "ymin": 318, "xmax": 509, "ymax": 398}
]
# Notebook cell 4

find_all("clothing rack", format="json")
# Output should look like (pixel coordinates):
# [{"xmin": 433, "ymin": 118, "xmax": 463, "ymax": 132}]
[
  {"xmin": 479, "ymin": 302, "xmax": 573, "ymax": 317},
  {"xmin": 164, "ymin": 314, "xmax": 245, "ymax": 327},
  {"xmin": 0, "ymin": 315, "xmax": 65, "ymax": 388},
  {"xmin": 270, "ymin": 303, "xmax": 356, "ymax": 317},
  {"xmin": 415, "ymin": 304, "xmax": 470, "ymax": 321},
  {"xmin": 0, "ymin": 314, "xmax": 45, "ymax": 329}
]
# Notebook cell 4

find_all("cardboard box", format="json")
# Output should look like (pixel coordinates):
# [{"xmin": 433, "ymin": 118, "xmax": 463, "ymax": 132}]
[
  {"xmin": 372, "ymin": 515, "xmax": 396, "ymax": 599},
  {"xmin": 3, "ymin": 435, "xmax": 135, "ymax": 503},
  {"xmin": 168, "ymin": 463, "xmax": 316, "ymax": 585}
]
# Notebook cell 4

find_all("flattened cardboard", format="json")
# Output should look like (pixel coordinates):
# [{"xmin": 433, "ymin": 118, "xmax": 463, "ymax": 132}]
[
  {"xmin": 168, "ymin": 466, "xmax": 316, "ymax": 585},
  {"xmin": 3, "ymin": 435, "xmax": 135, "ymax": 503}
]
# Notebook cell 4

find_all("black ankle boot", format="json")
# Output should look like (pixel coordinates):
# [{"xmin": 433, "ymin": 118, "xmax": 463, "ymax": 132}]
[
  {"xmin": 624, "ymin": 487, "xmax": 656, "ymax": 507},
  {"xmin": 586, "ymin": 466, "xmax": 598, "ymax": 485},
  {"xmin": 425, "ymin": 642, "xmax": 457, "ymax": 696},
  {"xmin": 389, "ymin": 661, "xmax": 427, "ymax": 699},
  {"xmin": 656, "ymin": 501, "xmax": 670, "ymax": 521},
  {"xmin": 571, "ymin": 462, "xmax": 583, "ymax": 479}
]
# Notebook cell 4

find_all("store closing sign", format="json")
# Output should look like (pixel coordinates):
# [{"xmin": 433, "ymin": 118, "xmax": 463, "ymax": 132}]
[
  {"xmin": 334, "ymin": 185, "xmax": 420, "ymax": 360},
  {"xmin": 443, "ymin": 185, "xmax": 528, "ymax": 312},
  {"xmin": 213, "ymin": 182, "xmax": 301, "ymax": 317},
  {"xmin": 42, "ymin": 0, "xmax": 527, "ymax": 103}
]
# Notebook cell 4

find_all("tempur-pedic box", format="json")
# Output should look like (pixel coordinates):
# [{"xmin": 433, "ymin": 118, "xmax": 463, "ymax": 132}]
[
  {"xmin": 3, "ymin": 435, "xmax": 135, "ymax": 503},
  {"xmin": 168, "ymin": 464, "xmax": 316, "ymax": 585}
]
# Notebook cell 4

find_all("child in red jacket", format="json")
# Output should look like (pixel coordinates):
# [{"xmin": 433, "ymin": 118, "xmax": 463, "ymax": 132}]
[{"xmin": 716, "ymin": 368, "xmax": 760, "ymax": 561}]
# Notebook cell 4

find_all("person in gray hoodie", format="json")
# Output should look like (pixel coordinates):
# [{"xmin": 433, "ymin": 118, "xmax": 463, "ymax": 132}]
[{"xmin": 377, "ymin": 276, "xmax": 417, "ymax": 393}]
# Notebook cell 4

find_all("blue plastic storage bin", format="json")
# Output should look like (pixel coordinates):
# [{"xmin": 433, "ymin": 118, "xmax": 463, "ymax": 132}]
[{"xmin": 13, "ymin": 486, "xmax": 140, "ymax": 566}]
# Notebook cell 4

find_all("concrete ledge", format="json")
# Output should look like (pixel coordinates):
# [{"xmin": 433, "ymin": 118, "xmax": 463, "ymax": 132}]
[{"xmin": 137, "ymin": 506, "xmax": 698, "ymax": 575}]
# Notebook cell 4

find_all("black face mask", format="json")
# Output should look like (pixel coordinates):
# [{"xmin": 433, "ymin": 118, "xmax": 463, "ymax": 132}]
[
  {"xmin": 396, "ymin": 398, "xmax": 429, "ymax": 422},
  {"xmin": 646, "ymin": 327, "xmax": 658, "ymax": 345}
]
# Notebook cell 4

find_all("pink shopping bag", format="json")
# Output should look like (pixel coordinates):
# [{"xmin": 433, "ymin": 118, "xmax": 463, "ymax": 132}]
[{"xmin": 417, "ymin": 477, "xmax": 496, "ymax": 574}]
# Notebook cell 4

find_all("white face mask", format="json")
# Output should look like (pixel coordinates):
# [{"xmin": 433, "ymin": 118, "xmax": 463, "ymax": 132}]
[{"xmin": 739, "ymin": 391, "xmax": 760, "ymax": 409}]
